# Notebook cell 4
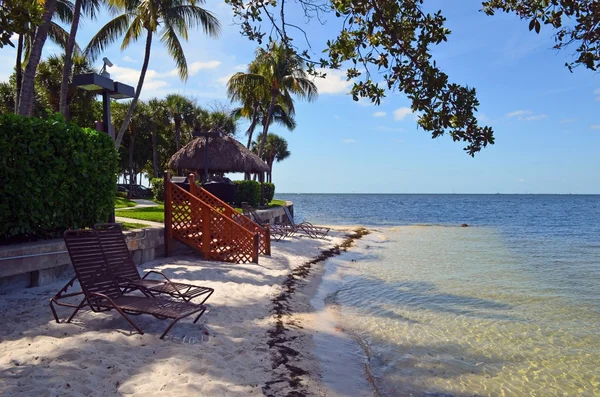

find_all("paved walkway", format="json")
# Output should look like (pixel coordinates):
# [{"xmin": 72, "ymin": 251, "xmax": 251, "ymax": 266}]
[
  {"xmin": 115, "ymin": 216, "xmax": 163, "ymax": 228},
  {"xmin": 117, "ymin": 199, "xmax": 159, "ymax": 210}
]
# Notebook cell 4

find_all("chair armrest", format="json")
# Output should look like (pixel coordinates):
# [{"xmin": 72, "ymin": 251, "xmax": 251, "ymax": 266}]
[{"xmin": 142, "ymin": 270, "xmax": 185, "ymax": 296}]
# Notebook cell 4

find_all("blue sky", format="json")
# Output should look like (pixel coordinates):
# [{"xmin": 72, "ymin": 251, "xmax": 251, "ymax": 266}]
[{"xmin": 2, "ymin": 0, "xmax": 599, "ymax": 193}]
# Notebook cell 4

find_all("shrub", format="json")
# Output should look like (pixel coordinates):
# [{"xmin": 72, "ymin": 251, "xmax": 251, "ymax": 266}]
[
  {"xmin": 264, "ymin": 182, "xmax": 275, "ymax": 202},
  {"xmin": 151, "ymin": 178, "xmax": 164, "ymax": 202},
  {"xmin": 233, "ymin": 180, "xmax": 261, "ymax": 207},
  {"xmin": 0, "ymin": 113, "xmax": 118, "ymax": 242}
]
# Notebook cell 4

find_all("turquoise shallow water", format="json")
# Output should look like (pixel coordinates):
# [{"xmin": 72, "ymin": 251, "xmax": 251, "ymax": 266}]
[{"xmin": 276, "ymin": 194, "xmax": 600, "ymax": 396}]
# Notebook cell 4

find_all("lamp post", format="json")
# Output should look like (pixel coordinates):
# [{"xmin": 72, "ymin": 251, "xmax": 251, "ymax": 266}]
[
  {"xmin": 73, "ymin": 59, "xmax": 135, "ymax": 222},
  {"xmin": 192, "ymin": 129, "xmax": 220, "ymax": 182}
]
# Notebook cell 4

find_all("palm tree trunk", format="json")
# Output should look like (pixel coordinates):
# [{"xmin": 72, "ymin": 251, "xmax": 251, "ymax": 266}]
[
  {"xmin": 17, "ymin": 0, "xmax": 57, "ymax": 116},
  {"xmin": 258, "ymin": 97, "xmax": 276, "ymax": 158},
  {"xmin": 128, "ymin": 133, "xmax": 135, "ymax": 199},
  {"xmin": 175, "ymin": 118, "xmax": 182, "ymax": 175},
  {"xmin": 114, "ymin": 30, "xmax": 153, "ymax": 149},
  {"xmin": 246, "ymin": 103, "xmax": 259, "ymax": 148},
  {"xmin": 152, "ymin": 125, "xmax": 159, "ymax": 178},
  {"xmin": 59, "ymin": 0, "xmax": 82, "ymax": 117},
  {"xmin": 175, "ymin": 118, "xmax": 181, "ymax": 150},
  {"xmin": 14, "ymin": 34, "xmax": 24, "ymax": 112}
]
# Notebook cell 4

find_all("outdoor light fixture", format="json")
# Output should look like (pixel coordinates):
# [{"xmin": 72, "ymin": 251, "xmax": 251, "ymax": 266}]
[
  {"xmin": 73, "ymin": 58, "xmax": 135, "ymax": 223},
  {"xmin": 72, "ymin": 59, "xmax": 134, "ymax": 140}
]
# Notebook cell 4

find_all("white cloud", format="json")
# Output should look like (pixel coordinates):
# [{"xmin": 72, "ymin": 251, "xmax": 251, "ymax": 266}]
[
  {"xmin": 506, "ymin": 110, "xmax": 530, "ymax": 118},
  {"xmin": 217, "ymin": 74, "xmax": 233, "ymax": 86},
  {"xmin": 590, "ymin": 125, "xmax": 600, "ymax": 130},
  {"xmin": 165, "ymin": 60, "xmax": 221, "ymax": 77},
  {"xmin": 341, "ymin": 139, "xmax": 356, "ymax": 143},
  {"xmin": 372, "ymin": 111, "xmax": 387, "ymax": 118},
  {"xmin": 122, "ymin": 56, "xmax": 137, "ymax": 63},
  {"xmin": 313, "ymin": 69, "xmax": 353, "ymax": 95},
  {"xmin": 375, "ymin": 125, "xmax": 404, "ymax": 133},
  {"xmin": 560, "ymin": 118, "xmax": 576, "ymax": 124},
  {"xmin": 110, "ymin": 64, "xmax": 169, "ymax": 96},
  {"xmin": 518, "ymin": 178, "xmax": 526, "ymax": 183},
  {"xmin": 594, "ymin": 88, "xmax": 600, "ymax": 101},
  {"xmin": 393, "ymin": 107, "xmax": 413, "ymax": 121},
  {"xmin": 506, "ymin": 110, "xmax": 547, "ymax": 121}
]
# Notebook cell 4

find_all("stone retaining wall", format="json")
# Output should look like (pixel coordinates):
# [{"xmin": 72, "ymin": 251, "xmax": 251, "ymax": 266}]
[{"xmin": 0, "ymin": 227, "xmax": 169, "ymax": 292}]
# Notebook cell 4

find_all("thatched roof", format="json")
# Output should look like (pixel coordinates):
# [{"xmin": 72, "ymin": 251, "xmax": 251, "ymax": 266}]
[{"xmin": 168, "ymin": 132, "xmax": 269, "ymax": 173}]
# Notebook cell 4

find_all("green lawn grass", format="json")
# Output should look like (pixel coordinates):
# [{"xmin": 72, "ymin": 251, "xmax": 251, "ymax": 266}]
[
  {"xmin": 117, "ymin": 200, "xmax": 284, "ymax": 222},
  {"xmin": 115, "ymin": 204, "xmax": 164, "ymax": 223},
  {"xmin": 121, "ymin": 222, "xmax": 148, "ymax": 230},
  {"xmin": 115, "ymin": 196, "xmax": 137, "ymax": 209}
]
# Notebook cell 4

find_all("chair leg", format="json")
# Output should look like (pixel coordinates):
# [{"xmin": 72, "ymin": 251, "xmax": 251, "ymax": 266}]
[
  {"xmin": 66, "ymin": 298, "xmax": 88, "ymax": 323},
  {"xmin": 49, "ymin": 299, "xmax": 60, "ymax": 323},
  {"xmin": 111, "ymin": 306, "xmax": 145, "ymax": 336},
  {"xmin": 197, "ymin": 289, "xmax": 214, "ymax": 306}
]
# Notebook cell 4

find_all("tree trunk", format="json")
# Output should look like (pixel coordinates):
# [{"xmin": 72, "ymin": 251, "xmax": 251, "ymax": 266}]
[
  {"xmin": 151, "ymin": 124, "xmax": 159, "ymax": 178},
  {"xmin": 175, "ymin": 117, "xmax": 181, "ymax": 150},
  {"xmin": 59, "ymin": 0, "xmax": 82, "ymax": 117},
  {"xmin": 257, "ymin": 97, "xmax": 276, "ymax": 158},
  {"xmin": 17, "ymin": 0, "xmax": 57, "ymax": 116},
  {"xmin": 114, "ymin": 30, "xmax": 153, "ymax": 149},
  {"xmin": 128, "ymin": 132, "xmax": 135, "ymax": 199},
  {"xmin": 14, "ymin": 34, "xmax": 24, "ymax": 112},
  {"xmin": 175, "ymin": 117, "xmax": 182, "ymax": 176},
  {"xmin": 246, "ymin": 103, "xmax": 260, "ymax": 148}
]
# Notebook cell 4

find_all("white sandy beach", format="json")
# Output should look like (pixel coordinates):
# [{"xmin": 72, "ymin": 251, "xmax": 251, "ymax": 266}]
[{"xmin": 0, "ymin": 230, "xmax": 361, "ymax": 397}]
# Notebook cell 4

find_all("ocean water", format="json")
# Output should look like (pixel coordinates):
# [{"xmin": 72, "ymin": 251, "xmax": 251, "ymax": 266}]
[{"xmin": 276, "ymin": 194, "xmax": 600, "ymax": 397}]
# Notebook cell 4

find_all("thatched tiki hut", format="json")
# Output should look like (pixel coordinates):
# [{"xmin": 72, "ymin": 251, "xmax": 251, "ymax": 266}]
[{"xmin": 168, "ymin": 129, "xmax": 269, "ymax": 203}]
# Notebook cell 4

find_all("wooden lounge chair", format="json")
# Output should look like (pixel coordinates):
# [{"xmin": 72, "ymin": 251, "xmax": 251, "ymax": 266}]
[
  {"xmin": 241, "ymin": 203, "xmax": 288, "ymax": 241},
  {"xmin": 50, "ymin": 224, "xmax": 214, "ymax": 323},
  {"xmin": 62, "ymin": 229, "xmax": 207, "ymax": 339},
  {"xmin": 282, "ymin": 206, "xmax": 330, "ymax": 239},
  {"xmin": 94, "ymin": 223, "xmax": 214, "ymax": 304}
]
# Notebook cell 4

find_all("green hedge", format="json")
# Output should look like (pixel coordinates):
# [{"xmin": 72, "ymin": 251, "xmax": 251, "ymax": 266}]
[
  {"xmin": 0, "ymin": 113, "xmax": 118, "ymax": 241},
  {"xmin": 264, "ymin": 182, "xmax": 275, "ymax": 202},
  {"xmin": 233, "ymin": 180, "xmax": 261, "ymax": 207},
  {"xmin": 151, "ymin": 178, "xmax": 164, "ymax": 202}
]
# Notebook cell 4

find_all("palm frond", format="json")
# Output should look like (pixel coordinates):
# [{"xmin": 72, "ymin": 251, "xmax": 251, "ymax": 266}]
[
  {"xmin": 160, "ymin": 25, "xmax": 188, "ymax": 80},
  {"xmin": 48, "ymin": 22, "xmax": 73, "ymax": 51},
  {"xmin": 121, "ymin": 15, "xmax": 143, "ymax": 49},
  {"xmin": 55, "ymin": 0, "xmax": 75, "ymax": 24},
  {"xmin": 84, "ymin": 13, "xmax": 131, "ymax": 60},
  {"xmin": 164, "ymin": 5, "xmax": 221, "ymax": 38},
  {"xmin": 82, "ymin": 0, "xmax": 103, "ymax": 20}
]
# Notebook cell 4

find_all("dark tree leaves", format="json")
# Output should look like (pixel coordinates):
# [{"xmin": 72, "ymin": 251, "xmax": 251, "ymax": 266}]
[
  {"xmin": 225, "ymin": 0, "xmax": 494, "ymax": 156},
  {"xmin": 483, "ymin": 0, "xmax": 600, "ymax": 71}
]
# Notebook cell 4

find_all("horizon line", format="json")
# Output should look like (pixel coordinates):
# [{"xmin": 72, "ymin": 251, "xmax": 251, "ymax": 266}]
[{"xmin": 275, "ymin": 192, "xmax": 600, "ymax": 195}]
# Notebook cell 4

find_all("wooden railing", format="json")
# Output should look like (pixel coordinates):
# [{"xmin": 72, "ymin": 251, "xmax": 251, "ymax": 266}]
[
  {"xmin": 188, "ymin": 174, "xmax": 271, "ymax": 256},
  {"xmin": 164, "ymin": 173, "xmax": 259, "ymax": 264}
]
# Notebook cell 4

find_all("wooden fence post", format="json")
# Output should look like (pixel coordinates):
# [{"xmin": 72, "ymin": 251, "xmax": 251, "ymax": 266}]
[
  {"xmin": 164, "ymin": 171, "xmax": 172, "ymax": 257},
  {"xmin": 252, "ymin": 233, "xmax": 260, "ymax": 263},
  {"xmin": 264, "ymin": 224, "xmax": 271, "ymax": 256},
  {"xmin": 201, "ymin": 202, "xmax": 212, "ymax": 259}
]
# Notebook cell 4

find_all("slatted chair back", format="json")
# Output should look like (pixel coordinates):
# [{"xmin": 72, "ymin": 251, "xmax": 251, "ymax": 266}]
[
  {"xmin": 94, "ymin": 223, "xmax": 141, "ymax": 283},
  {"xmin": 283, "ymin": 206, "xmax": 296, "ymax": 227},
  {"xmin": 63, "ymin": 230, "xmax": 122, "ymax": 303}
]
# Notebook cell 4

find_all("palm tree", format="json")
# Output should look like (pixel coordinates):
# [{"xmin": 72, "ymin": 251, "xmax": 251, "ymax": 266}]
[
  {"xmin": 228, "ymin": 42, "xmax": 317, "ymax": 157},
  {"xmin": 35, "ymin": 53, "xmax": 97, "ymax": 122},
  {"xmin": 196, "ymin": 108, "xmax": 238, "ymax": 136},
  {"xmin": 85, "ymin": 0, "xmax": 221, "ymax": 149},
  {"xmin": 58, "ymin": 0, "xmax": 101, "ymax": 116},
  {"xmin": 16, "ymin": 0, "xmax": 73, "ymax": 115},
  {"xmin": 252, "ymin": 133, "xmax": 290, "ymax": 183},
  {"xmin": 227, "ymin": 60, "xmax": 266, "ymax": 148},
  {"xmin": 147, "ymin": 98, "xmax": 170, "ymax": 178},
  {"xmin": 164, "ymin": 94, "xmax": 195, "ymax": 152}
]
